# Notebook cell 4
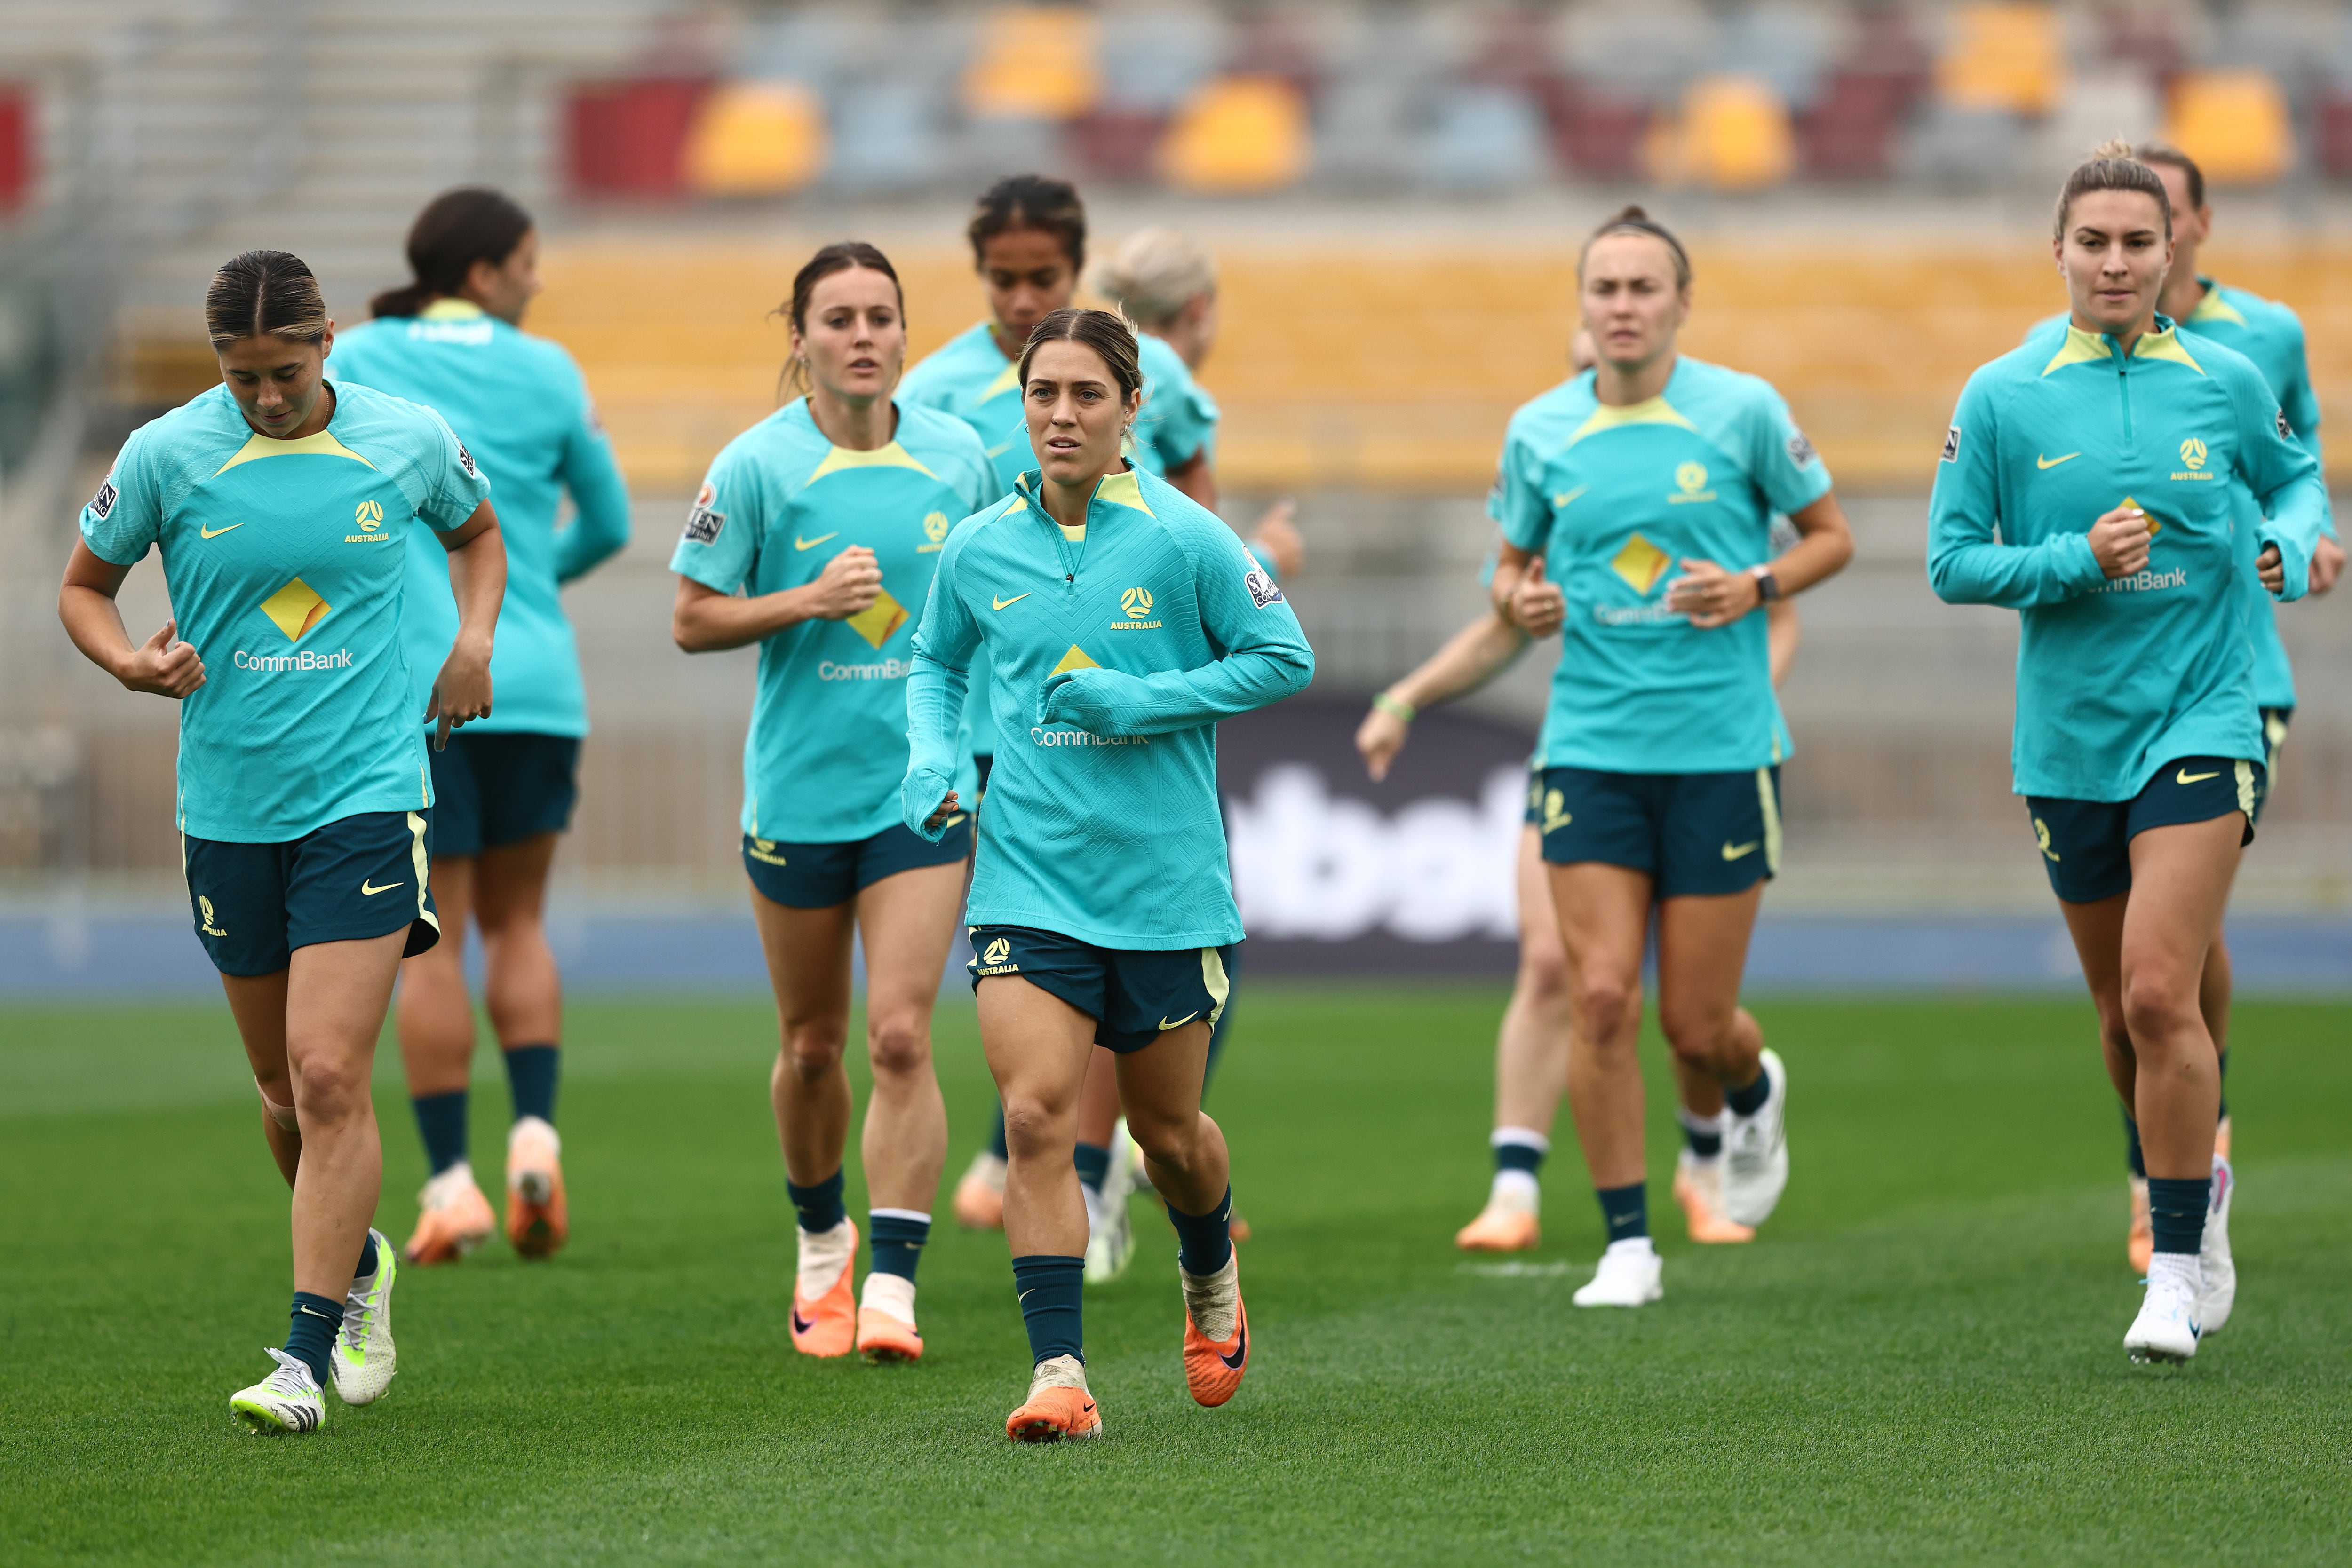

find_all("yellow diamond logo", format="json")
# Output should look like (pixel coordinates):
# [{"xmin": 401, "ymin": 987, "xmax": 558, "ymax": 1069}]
[
  {"xmin": 1610, "ymin": 533, "xmax": 1671, "ymax": 595},
  {"xmin": 259, "ymin": 577, "xmax": 332, "ymax": 641},
  {"xmin": 1049, "ymin": 644, "xmax": 1099, "ymax": 676},
  {"xmin": 843, "ymin": 587, "xmax": 908, "ymax": 649}
]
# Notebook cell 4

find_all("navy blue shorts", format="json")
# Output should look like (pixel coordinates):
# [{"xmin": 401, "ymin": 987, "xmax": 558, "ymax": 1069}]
[
  {"xmin": 967, "ymin": 925, "xmax": 1234, "ymax": 1053},
  {"xmin": 743, "ymin": 815, "xmax": 973, "ymax": 909},
  {"xmin": 2028, "ymin": 755, "xmax": 2264, "ymax": 904},
  {"xmin": 1534, "ymin": 764, "xmax": 1782, "ymax": 899},
  {"xmin": 2254, "ymin": 707, "xmax": 2291, "ymax": 826},
  {"xmin": 428, "ymin": 731, "xmax": 579, "ymax": 858},
  {"xmin": 183, "ymin": 810, "xmax": 441, "ymax": 977}
]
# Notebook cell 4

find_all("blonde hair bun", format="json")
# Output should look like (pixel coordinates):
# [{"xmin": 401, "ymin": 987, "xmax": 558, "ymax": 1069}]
[{"xmin": 1089, "ymin": 228, "xmax": 1216, "ymax": 331}]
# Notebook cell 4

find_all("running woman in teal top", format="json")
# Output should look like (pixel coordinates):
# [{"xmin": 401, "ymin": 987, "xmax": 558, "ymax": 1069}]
[
  {"xmin": 1928, "ymin": 144, "xmax": 2327, "ymax": 1366},
  {"xmin": 902, "ymin": 309, "xmax": 1313, "ymax": 1441},
  {"xmin": 2035, "ymin": 145, "xmax": 2347, "ymax": 1279},
  {"xmin": 331, "ymin": 188, "xmax": 633, "ymax": 1269},
  {"xmin": 672, "ymin": 243, "xmax": 993, "ymax": 1367},
  {"xmin": 60, "ymin": 250, "xmax": 504, "ymax": 1434},
  {"xmin": 902, "ymin": 178, "xmax": 1300, "ymax": 1242},
  {"xmin": 1486, "ymin": 207, "xmax": 1855, "ymax": 1309}
]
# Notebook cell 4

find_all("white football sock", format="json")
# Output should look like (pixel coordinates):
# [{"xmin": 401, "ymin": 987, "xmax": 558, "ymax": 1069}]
[
  {"xmin": 421, "ymin": 1161, "xmax": 479, "ymax": 1208},
  {"xmin": 860, "ymin": 1270, "xmax": 916, "ymax": 1325},
  {"xmin": 1604, "ymin": 1235, "xmax": 1658, "ymax": 1260},
  {"xmin": 1179, "ymin": 1251, "xmax": 1240, "ymax": 1341},
  {"xmin": 796, "ymin": 1218, "xmax": 854, "ymax": 1299},
  {"xmin": 1489, "ymin": 1169, "xmax": 1540, "ymax": 1213}
]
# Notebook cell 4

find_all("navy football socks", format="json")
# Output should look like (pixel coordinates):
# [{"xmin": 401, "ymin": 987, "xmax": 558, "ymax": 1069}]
[
  {"xmin": 1597, "ymin": 1182, "xmax": 1649, "ymax": 1244},
  {"xmin": 787, "ymin": 1168, "xmax": 847, "ymax": 1235},
  {"xmin": 2146, "ymin": 1176, "xmax": 2211, "ymax": 1257},
  {"xmin": 1725, "ymin": 1064, "xmax": 1772, "ymax": 1119},
  {"xmin": 411, "ymin": 1090, "xmax": 468, "ymax": 1175},
  {"xmin": 1166, "ymin": 1186, "xmax": 1234, "ymax": 1276},
  {"xmin": 1073, "ymin": 1142, "xmax": 1112, "ymax": 1196},
  {"xmin": 503, "ymin": 1043, "xmax": 559, "ymax": 1125},
  {"xmin": 867, "ymin": 1210, "xmax": 930, "ymax": 1282},
  {"xmin": 285, "ymin": 1292, "xmax": 344, "ymax": 1386},
  {"xmin": 353, "ymin": 1229, "xmax": 380, "ymax": 1283},
  {"xmin": 1012, "ymin": 1254, "xmax": 1085, "ymax": 1365}
]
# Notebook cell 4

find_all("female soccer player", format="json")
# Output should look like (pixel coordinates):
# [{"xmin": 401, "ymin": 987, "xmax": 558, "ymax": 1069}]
[
  {"xmin": 331, "ymin": 187, "xmax": 631, "ymax": 1267},
  {"xmin": 672, "ymin": 243, "xmax": 993, "ymax": 1364},
  {"xmin": 1929, "ymin": 144, "xmax": 2325, "ymax": 1362},
  {"xmin": 905, "ymin": 179, "xmax": 1296, "ymax": 1237},
  {"xmin": 1359, "ymin": 539, "xmax": 1802, "ymax": 1252},
  {"xmin": 1485, "ymin": 207, "xmax": 1854, "ymax": 1308},
  {"xmin": 59, "ymin": 249, "xmax": 503, "ymax": 1432},
  {"xmin": 901, "ymin": 308, "xmax": 1312, "ymax": 1440}
]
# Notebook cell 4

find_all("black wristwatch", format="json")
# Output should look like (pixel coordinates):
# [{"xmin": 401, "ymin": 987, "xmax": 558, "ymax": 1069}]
[{"xmin": 1748, "ymin": 564, "xmax": 1781, "ymax": 602}]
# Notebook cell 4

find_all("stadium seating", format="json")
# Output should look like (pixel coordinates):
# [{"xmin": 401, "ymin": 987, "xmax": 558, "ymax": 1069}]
[
  {"xmin": 2165, "ymin": 69, "xmax": 2294, "ymax": 186},
  {"xmin": 961, "ymin": 6, "xmax": 1101, "ymax": 121},
  {"xmin": 1667, "ymin": 74, "xmax": 1797, "ymax": 190},
  {"xmin": 1158, "ymin": 76, "xmax": 1310, "ymax": 193},
  {"xmin": 1934, "ymin": 3, "xmax": 2067, "ymax": 117},
  {"xmin": 682, "ymin": 81, "xmax": 827, "ymax": 197}
]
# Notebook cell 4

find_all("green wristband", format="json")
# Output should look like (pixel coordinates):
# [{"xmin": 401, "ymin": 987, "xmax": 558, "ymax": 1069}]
[{"xmin": 1372, "ymin": 691, "xmax": 1416, "ymax": 723}]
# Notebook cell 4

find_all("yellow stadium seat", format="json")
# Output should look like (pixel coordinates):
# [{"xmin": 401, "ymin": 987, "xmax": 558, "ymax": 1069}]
[
  {"xmin": 1936, "ymin": 3, "xmax": 2065, "ymax": 117},
  {"xmin": 1158, "ymin": 76, "xmax": 1310, "ymax": 194},
  {"xmin": 2166, "ymin": 70, "xmax": 2291, "ymax": 186},
  {"xmin": 962, "ymin": 7, "xmax": 1100, "ymax": 120},
  {"xmin": 1668, "ymin": 75, "xmax": 1795, "ymax": 191},
  {"xmin": 682, "ymin": 82, "xmax": 827, "ymax": 197}
]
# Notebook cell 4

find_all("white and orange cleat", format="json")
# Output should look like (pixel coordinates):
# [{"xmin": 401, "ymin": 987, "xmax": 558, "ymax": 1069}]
[
  {"xmin": 504, "ymin": 1117, "xmax": 568, "ymax": 1260},
  {"xmin": 1673, "ymin": 1151, "xmax": 1756, "ymax": 1244},
  {"xmin": 856, "ymin": 1271, "xmax": 922, "ymax": 1364},
  {"xmin": 1455, "ymin": 1202, "xmax": 1540, "ymax": 1252},
  {"xmin": 404, "ymin": 1162, "xmax": 496, "ymax": 1266},
  {"xmin": 2126, "ymin": 1175, "xmax": 2153, "ymax": 1275},
  {"xmin": 954, "ymin": 1151, "xmax": 1007, "ymax": 1231},
  {"xmin": 1006, "ymin": 1355, "xmax": 1102, "ymax": 1442},
  {"xmin": 1180, "ymin": 1252, "xmax": 1249, "ymax": 1408},
  {"xmin": 791, "ymin": 1217, "xmax": 858, "ymax": 1358}
]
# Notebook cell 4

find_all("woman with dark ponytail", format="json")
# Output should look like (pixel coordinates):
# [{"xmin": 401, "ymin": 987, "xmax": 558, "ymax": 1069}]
[
  {"xmin": 59, "ymin": 247, "xmax": 506, "ymax": 1433},
  {"xmin": 332, "ymin": 188, "xmax": 631, "ymax": 1270},
  {"xmin": 1929, "ymin": 143, "xmax": 2329, "ymax": 1363}
]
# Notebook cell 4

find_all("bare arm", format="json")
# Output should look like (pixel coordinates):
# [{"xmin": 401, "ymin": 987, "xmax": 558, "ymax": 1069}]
[
  {"xmin": 671, "ymin": 546, "xmax": 882, "ymax": 654},
  {"xmin": 58, "ymin": 541, "xmax": 206, "ymax": 698},
  {"xmin": 1667, "ymin": 491, "xmax": 1857, "ymax": 629},
  {"xmin": 1356, "ymin": 610, "xmax": 1530, "ymax": 781},
  {"xmin": 1162, "ymin": 447, "xmax": 1218, "ymax": 513},
  {"xmin": 427, "ymin": 501, "xmax": 506, "ymax": 748}
]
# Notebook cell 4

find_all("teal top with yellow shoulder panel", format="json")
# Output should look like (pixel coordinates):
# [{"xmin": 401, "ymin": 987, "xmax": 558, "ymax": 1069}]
[
  {"xmin": 901, "ymin": 465, "xmax": 1312, "ymax": 949},
  {"xmin": 1929, "ymin": 316, "xmax": 2325, "ymax": 801},
  {"xmin": 330, "ymin": 299, "xmax": 630, "ymax": 738},
  {"xmin": 1489, "ymin": 356, "xmax": 1831, "ymax": 775},
  {"xmin": 670, "ymin": 399, "xmax": 993, "ymax": 843},
  {"xmin": 79, "ymin": 380, "xmax": 490, "ymax": 841}
]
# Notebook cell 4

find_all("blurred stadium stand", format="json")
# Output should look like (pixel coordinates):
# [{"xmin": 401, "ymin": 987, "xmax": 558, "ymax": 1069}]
[{"xmin": 2, "ymin": 0, "xmax": 2348, "ymax": 929}]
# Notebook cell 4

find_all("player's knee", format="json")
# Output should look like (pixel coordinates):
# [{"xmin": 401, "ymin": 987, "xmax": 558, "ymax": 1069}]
[
  {"xmin": 1657, "ymin": 1003, "xmax": 1731, "ymax": 1065},
  {"xmin": 1000, "ymin": 1095, "xmax": 1072, "ymax": 1161},
  {"xmin": 1569, "ymin": 974, "xmax": 1639, "ymax": 1042},
  {"xmin": 778, "ymin": 1021, "xmax": 847, "ymax": 1082},
  {"xmin": 2120, "ymin": 972, "xmax": 2200, "ymax": 1049},
  {"xmin": 1126, "ymin": 1107, "xmax": 1200, "ymax": 1172},
  {"xmin": 288, "ymin": 1057, "xmax": 365, "ymax": 1121},
  {"xmin": 864, "ymin": 1014, "xmax": 930, "ymax": 1079},
  {"xmin": 1519, "ymin": 944, "xmax": 1572, "ymax": 1010}
]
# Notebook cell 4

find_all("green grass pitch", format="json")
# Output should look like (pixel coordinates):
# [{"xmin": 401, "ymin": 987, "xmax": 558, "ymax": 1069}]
[{"xmin": 3, "ymin": 986, "xmax": 2348, "ymax": 1565}]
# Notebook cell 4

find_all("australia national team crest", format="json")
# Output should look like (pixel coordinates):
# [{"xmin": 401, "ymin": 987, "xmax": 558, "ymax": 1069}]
[
  {"xmin": 683, "ymin": 481, "xmax": 725, "ymax": 545},
  {"xmin": 1244, "ymin": 554, "xmax": 1285, "ymax": 608}
]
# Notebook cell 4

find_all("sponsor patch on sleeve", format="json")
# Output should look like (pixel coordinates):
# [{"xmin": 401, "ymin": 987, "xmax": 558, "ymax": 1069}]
[
  {"xmin": 88, "ymin": 477, "xmax": 118, "ymax": 520},
  {"xmin": 1940, "ymin": 425, "xmax": 1962, "ymax": 463},
  {"xmin": 682, "ymin": 479, "xmax": 724, "ymax": 545},
  {"xmin": 1242, "ymin": 552, "xmax": 1285, "ymax": 608},
  {"xmin": 455, "ymin": 439, "xmax": 479, "ymax": 480},
  {"xmin": 2278, "ymin": 409, "xmax": 2293, "ymax": 440},
  {"xmin": 1785, "ymin": 430, "xmax": 1819, "ymax": 468}
]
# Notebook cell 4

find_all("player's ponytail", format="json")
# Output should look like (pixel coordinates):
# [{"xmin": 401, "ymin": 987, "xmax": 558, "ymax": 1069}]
[
  {"xmin": 205, "ymin": 250, "xmax": 328, "ymax": 349},
  {"xmin": 1089, "ymin": 228, "xmax": 1215, "ymax": 330},
  {"xmin": 2053, "ymin": 141, "xmax": 2171, "ymax": 239},
  {"xmin": 370, "ymin": 187, "xmax": 534, "ymax": 319},
  {"xmin": 1579, "ymin": 205, "xmax": 1692, "ymax": 289}
]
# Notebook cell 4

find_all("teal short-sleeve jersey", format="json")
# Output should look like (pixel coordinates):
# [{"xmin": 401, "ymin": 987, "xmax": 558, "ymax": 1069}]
[
  {"xmin": 670, "ymin": 400, "xmax": 993, "ymax": 843},
  {"xmin": 329, "ymin": 301, "xmax": 631, "ymax": 738},
  {"xmin": 79, "ymin": 380, "xmax": 491, "ymax": 841},
  {"xmin": 1130, "ymin": 332, "xmax": 1220, "ymax": 477},
  {"xmin": 1929, "ymin": 317, "xmax": 2328, "ymax": 801},
  {"xmin": 1490, "ymin": 357, "xmax": 1831, "ymax": 774},
  {"xmin": 902, "ymin": 466, "xmax": 1313, "ymax": 949}
]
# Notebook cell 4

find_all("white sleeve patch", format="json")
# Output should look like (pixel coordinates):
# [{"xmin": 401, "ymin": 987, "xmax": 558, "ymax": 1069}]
[
  {"xmin": 1940, "ymin": 426, "xmax": 1962, "ymax": 463},
  {"xmin": 682, "ymin": 478, "xmax": 724, "ymax": 545},
  {"xmin": 89, "ymin": 477, "xmax": 118, "ymax": 520},
  {"xmin": 1242, "ymin": 551, "xmax": 1284, "ymax": 608}
]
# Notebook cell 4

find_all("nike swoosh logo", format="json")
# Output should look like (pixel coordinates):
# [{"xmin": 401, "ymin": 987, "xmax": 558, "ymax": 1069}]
[
  {"xmin": 1218, "ymin": 1319, "xmax": 1247, "ymax": 1370},
  {"xmin": 2176, "ymin": 768, "xmax": 2219, "ymax": 784},
  {"xmin": 2036, "ymin": 452, "xmax": 2080, "ymax": 469},
  {"xmin": 1159, "ymin": 1012, "xmax": 1199, "ymax": 1030},
  {"xmin": 794, "ymin": 532, "xmax": 839, "ymax": 550},
  {"xmin": 199, "ymin": 523, "xmax": 244, "ymax": 539},
  {"xmin": 1552, "ymin": 486, "xmax": 1587, "ymax": 508},
  {"xmin": 1721, "ymin": 841, "xmax": 1759, "ymax": 861},
  {"xmin": 993, "ymin": 593, "xmax": 1032, "ymax": 610},
  {"xmin": 359, "ymin": 879, "xmax": 403, "ymax": 895},
  {"xmin": 943, "ymin": 814, "xmax": 967, "ymax": 829},
  {"xmin": 791, "ymin": 1308, "xmax": 814, "ymax": 1334}
]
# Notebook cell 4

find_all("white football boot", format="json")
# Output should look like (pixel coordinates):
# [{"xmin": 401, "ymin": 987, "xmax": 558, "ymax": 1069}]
[
  {"xmin": 230, "ymin": 1348, "xmax": 325, "ymax": 1435},
  {"xmin": 1723, "ymin": 1048, "xmax": 1790, "ymax": 1226},
  {"xmin": 1573, "ymin": 1238, "xmax": 1664, "ymax": 1307},
  {"xmin": 1084, "ymin": 1119, "xmax": 1138, "ymax": 1284},
  {"xmin": 2125, "ymin": 1254, "xmax": 2203, "ymax": 1364},
  {"xmin": 332, "ymin": 1229, "xmax": 398, "ymax": 1405},
  {"xmin": 2196, "ymin": 1157, "xmax": 2236, "ymax": 1336}
]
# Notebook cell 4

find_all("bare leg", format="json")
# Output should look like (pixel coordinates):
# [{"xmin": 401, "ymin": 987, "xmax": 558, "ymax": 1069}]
[
  {"xmin": 395, "ymin": 857, "xmax": 476, "ymax": 1096},
  {"xmin": 1549, "ymin": 862, "xmax": 1654, "ymax": 1192},
  {"xmin": 2200, "ymin": 925, "xmax": 2233, "ymax": 1061},
  {"xmin": 1653, "ymin": 883, "xmax": 1767, "ymax": 1091},
  {"xmin": 749, "ymin": 888, "xmax": 856, "ymax": 1187},
  {"xmin": 849, "ymin": 861, "xmax": 962, "ymax": 1213},
  {"xmin": 1495, "ymin": 825, "xmax": 1573, "ymax": 1133},
  {"xmin": 223, "ymin": 970, "xmax": 302, "ymax": 1188},
  {"xmin": 2120, "ymin": 819, "xmax": 2240, "ymax": 1178},
  {"xmin": 1113, "ymin": 1020, "xmax": 1224, "ymax": 1215},
  {"xmin": 472, "ymin": 832, "xmax": 562, "ymax": 1051},
  {"xmin": 1075, "ymin": 1047, "xmax": 1122, "ymax": 1148},
  {"xmin": 978, "ymin": 976, "xmax": 1099, "ymax": 1259}
]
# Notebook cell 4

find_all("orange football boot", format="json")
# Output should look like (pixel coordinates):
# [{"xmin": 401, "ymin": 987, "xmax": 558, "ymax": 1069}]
[
  {"xmin": 404, "ymin": 1169, "xmax": 496, "ymax": 1265},
  {"xmin": 1673, "ymin": 1158, "xmax": 1756, "ymax": 1244},
  {"xmin": 856, "ymin": 1306, "xmax": 923, "ymax": 1365},
  {"xmin": 1006, "ymin": 1382, "xmax": 1102, "ymax": 1442},
  {"xmin": 1228, "ymin": 1210, "xmax": 1253, "ymax": 1245},
  {"xmin": 504, "ymin": 1119, "xmax": 569, "ymax": 1260},
  {"xmin": 1455, "ymin": 1204, "xmax": 1540, "ymax": 1252},
  {"xmin": 791, "ymin": 1218, "xmax": 858, "ymax": 1358},
  {"xmin": 954, "ymin": 1153, "xmax": 1007, "ymax": 1230},
  {"xmin": 1182, "ymin": 1264, "xmax": 1249, "ymax": 1408}
]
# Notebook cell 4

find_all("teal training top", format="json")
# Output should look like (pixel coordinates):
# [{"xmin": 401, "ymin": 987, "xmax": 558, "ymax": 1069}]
[
  {"xmin": 1929, "ymin": 317, "xmax": 2326, "ymax": 801},
  {"xmin": 79, "ymin": 380, "xmax": 491, "ymax": 841},
  {"xmin": 330, "ymin": 300, "xmax": 631, "ymax": 738},
  {"xmin": 1490, "ymin": 356, "xmax": 1832, "ymax": 775},
  {"xmin": 671, "ymin": 399, "xmax": 993, "ymax": 844},
  {"xmin": 2032, "ymin": 282, "xmax": 2334, "ymax": 709},
  {"xmin": 901, "ymin": 465, "xmax": 1313, "ymax": 948},
  {"xmin": 900, "ymin": 322, "xmax": 1229, "ymax": 759}
]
